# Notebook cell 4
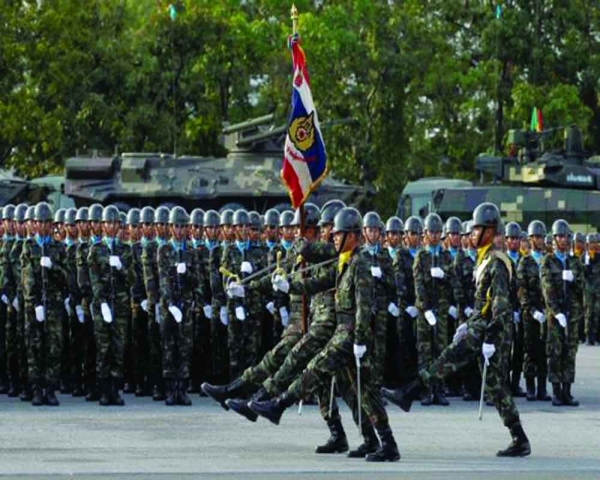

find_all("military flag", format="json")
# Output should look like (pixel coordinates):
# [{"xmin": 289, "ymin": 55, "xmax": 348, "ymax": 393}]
[{"xmin": 530, "ymin": 107, "xmax": 543, "ymax": 132}]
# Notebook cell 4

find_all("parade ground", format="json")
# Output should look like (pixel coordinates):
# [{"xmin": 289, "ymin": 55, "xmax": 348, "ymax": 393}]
[{"xmin": 1, "ymin": 345, "xmax": 599, "ymax": 480}]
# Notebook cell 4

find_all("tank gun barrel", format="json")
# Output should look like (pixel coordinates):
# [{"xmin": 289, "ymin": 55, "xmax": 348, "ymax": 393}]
[
  {"xmin": 235, "ymin": 125, "xmax": 287, "ymax": 148},
  {"xmin": 222, "ymin": 114, "xmax": 275, "ymax": 134}
]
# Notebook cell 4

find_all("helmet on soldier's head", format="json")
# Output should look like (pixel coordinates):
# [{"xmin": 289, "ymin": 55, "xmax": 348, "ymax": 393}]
[
  {"xmin": 332, "ymin": 207, "xmax": 362, "ymax": 234},
  {"xmin": 127, "ymin": 208, "xmax": 140, "ymax": 226},
  {"xmin": 65, "ymin": 208, "xmax": 77, "ymax": 226},
  {"xmin": 220, "ymin": 209, "xmax": 234, "ymax": 226},
  {"xmin": 385, "ymin": 216, "xmax": 403, "ymax": 233},
  {"xmin": 169, "ymin": 206, "xmax": 189, "ymax": 225},
  {"xmin": 445, "ymin": 216, "xmax": 462, "ymax": 235},
  {"xmin": 76, "ymin": 207, "xmax": 89, "ymax": 223},
  {"xmin": 249, "ymin": 211, "xmax": 262, "ymax": 230},
  {"xmin": 551, "ymin": 219, "xmax": 570, "ymax": 237},
  {"xmin": 319, "ymin": 200, "xmax": 346, "ymax": 226},
  {"xmin": 574, "ymin": 232, "xmax": 585, "ymax": 244},
  {"xmin": 586, "ymin": 233, "xmax": 598, "ymax": 244},
  {"xmin": 203, "ymin": 210, "xmax": 220, "ymax": 228},
  {"xmin": 2, "ymin": 204, "xmax": 15, "ymax": 221},
  {"xmin": 34, "ymin": 202, "xmax": 53, "ymax": 222},
  {"xmin": 505, "ymin": 222, "xmax": 522, "ymax": 238},
  {"xmin": 88, "ymin": 204, "xmax": 103, "ymax": 222},
  {"xmin": 53, "ymin": 208, "xmax": 66, "ymax": 224},
  {"xmin": 405, "ymin": 216, "xmax": 423, "ymax": 234},
  {"xmin": 279, "ymin": 210, "xmax": 295, "ymax": 228},
  {"xmin": 264, "ymin": 209, "xmax": 280, "ymax": 228},
  {"xmin": 292, "ymin": 203, "xmax": 320, "ymax": 228},
  {"xmin": 25, "ymin": 206, "xmax": 35, "ymax": 222},
  {"xmin": 472, "ymin": 203, "xmax": 501, "ymax": 229},
  {"xmin": 461, "ymin": 221, "xmax": 473, "ymax": 235},
  {"xmin": 140, "ymin": 206, "xmax": 155, "ymax": 224},
  {"xmin": 232, "ymin": 209, "xmax": 250, "ymax": 226},
  {"xmin": 190, "ymin": 208, "xmax": 204, "ymax": 227},
  {"xmin": 102, "ymin": 205, "xmax": 120, "ymax": 223},
  {"xmin": 424, "ymin": 213, "xmax": 443, "ymax": 233},
  {"xmin": 14, "ymin": 204, "xmax": 28, "ymax": 223},
  {"xmin": 363, "ymin": 211, "xmax": 382, "ymax": 230},
  {"xmin": 154, "ymin": 206, "xmax": 170, "ymax": 225},
  {"xmin": 527, "ymin": 220, "xmax": 546, "ymax": 237},
  {"xmin": 119, "ymin": 212, "xmax": 127, "ymax": 225}
]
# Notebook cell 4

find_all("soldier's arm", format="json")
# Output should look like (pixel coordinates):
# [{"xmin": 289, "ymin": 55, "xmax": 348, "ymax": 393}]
[
  {"xmin": 453, "ymin": 255, "xmax": 466, "ymax": 314},
  {"xmin": 21, "ymin": 243, "xmax": 37, "ymax": 305},
  {"xmin": 391, "ymin": 255, "xmax": 407, "ymax": 310},
  {"xmin": 354, "ymin": 260, "xmax": 374, "ymax": 347},
  {"xmin": 413, "ymin": 252, "xmax": 431, "ymax": 311},
  {"xmin": 157, "ymin": 246, "xmax": 174, "ymax": 306},
  {"xmin": 0, "ymin": 245, "xmax": 13, "ymax": 298},
  {"xmin": 142, "ymin": 247, "xmax": 158, "ymax": 304},
  {"xmin": 485, "ymin": 258, "xmax": 511, "ymax": 344},
  {"xmin": 76, "ymin": 246, "xmax": 93, "ymax": 302},
  {"xmin": 209, "ymin": 248, "xmax": 226, "ymax": 305},
  {"xmin": 288, "ymin": 262, "xmax": 336, "ymax": 295},
  {"xmin": 299, "ymin": 241, "xmax": 336, "ymax": 263},
  {"xmin": 540, "ymin": 257, "xmax": 562, "ymax": 317},
  {"xmin": 88, "ymin": 246, "xmax": 110, "ymax": 304},
  {"xmin": 192, "ymin": 250, "xmax": 206, "ymax": 306}
]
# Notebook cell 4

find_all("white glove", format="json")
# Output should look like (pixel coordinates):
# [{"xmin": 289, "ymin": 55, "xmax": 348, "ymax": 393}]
[
  {"xmin": 219, "ymin": 306, "xmax": 229, "ymax": 326},
  {"xmin": 448, "ymin": 305, "xmax": 458, "ymax": 319},
  {"xmin": 513, "ymin": 311, "xmax": 520, "ymax": 324},
  {"xmin": 387, "ymin": 302, "xmax": 400, "ymax": 317},
  {"xmin": 424, "ymin": 310, "xmax": 437, "ymax": 326},
  {"xmin": 430, "ymin": 267, "xmax": 445, "ymax": 279},
  {"xmin": 280, "ymin": 306, "xmax": 289, "ymax": 327},
  {"xmin": 76, "ymin": 305, "xmax": 85, "ymax": 324},
  {"xmin": 64, "ymin": 298, "xmax": 71, "ymax": 316},
  {"xmin": 464, "ymin": 306, "xmax": 474, "ymax": 317},
  {"xmin": 227, "ymin": 283, "xmax": 245, "ymax": 298},
  {"xmin": 241, "ymin": 261, "xmax": 253, "ymax": 274},
  {"xmin": 140, "ymin": 299, "xmax": 148, "ymax": 312},
  {"xmin": 453, "ymin": 322, "xmax": 468, "ymax": 343},
  {"xmin": 169, "ymin": 305, "xmax": 183, "ymax": 323},
  {"xmin": 405, "ymin": 306, "xmax": 418, "ymax": 318},
  {"xmin": 265, "ymin": 301, "xmax": 276, "ymax": 314},
  {"xmin": 12, "ymin": 297, "xmax": 19, "ymax": 311},
  {"xmin": 109, "ymin": 255, "xmax": 122, "ymax": 270},
  {"xmin": 203, "ymin": 304, "xmax": 213, "ymax": 319},
  {"xmin": 272, "ymin": 275, "xmax": 289, "ymax": 293},
  {"xmin": 155, "ymin": 303, "xmax": 161, "ymax": 324},
  {"xmin": 40, "ymin": 256, "xmax": 52, "ymax": 268},
  {"xmin": 35, "ymin": 305, "xmax": 45, "ymax": 322},
  {"xmin": 235, "ymin": 305, "xmax": 246, "ymax": 321},
  {"xmin": 176, "ymin": 262, "xmax": 186, "ymax": 274},
  {"xmin": 555, "ymin": 313, "xmax": 567, "ymax": 328},
  {"xmin": 101, "ymin": 302, "xmax": 113, "ymax": 323},
  {"xmin": 370, "ymin": 266, "xmax": 382, "ymax": 278},
  {"xmin": 562, "ymin": 270, "xmax": 574, "ymax": 282},
  {"xmin": 1, "ymin": 294, "xmax": 8, "ymax": 305},
  {"xmin": 533, "ymin": 310, "xmax": 546, "ymax": 324},
  {"xmin": 353, "ymin": 344, "xmax": 367, "ymax": 366},
  {"xmin": 482, "ymin": 342, "xmax": 496, "ymax": 366}
]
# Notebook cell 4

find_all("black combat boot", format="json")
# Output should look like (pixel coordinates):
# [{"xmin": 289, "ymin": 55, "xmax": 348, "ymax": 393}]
[
  {"xmin": 525, "ymin": 376, "xmax": 536, "ymax": 401},
  {"xmin": 110, "ymin": 379, "xmax": 125, "ymax": 406},
  {"xmin": 135, "ymin": 381, "xmax": 150, "ymax": 397},
  {"xmin": 7, "ymin": 381, "xmax": 20, "ymax": 398},
  {"xmin": 86, "ymin": 382, "xmax": 100, "ymax": 402},
  {"xmin": 177, "ymin": 379, "xmax": 192, "ymax": 406},
  {"xmin": 44, "ymin": 384, "xmax": 60, "ymax": 406},
  {"xmin": 20, "ymin": 385, "xmax": 33, "ymax": 402},
  {"xmin": 31, "ymin": 382, "xmax": 44, "ymax": 406},
  {"xmin": 551, "ymin": 383, "xmax": 563, "ymax": 406},
  {"xmin": 366, "ymin": 424, "xmax": 400, "ymax": 462},
  {"xmin": 249, "ymin": 391, "xmax": 297, "ymax": 425},
  {"xmin": 497, "ymin": 423, "xmax": 531, "ymax": 457},
  {"xmin": 433, "ymin": 383, "xmax": 450, "ymax": 406},
  {"xmin": 123, "ymin": 382, "xmax": 135, "ymax": 394},
  {"xmin": 165, "ymin": 379, "xmax": 177, "ymax": 406},
  {"xmin": 227, "ymin": 388, "xmax": 268, "ymax": 422},
  {"xmin": 348, "ymin": 424, "xmax": 380, "ymax": 458},
  {"xmin": 511, "ymin": 372, "xmax": 526, "ymax": 397},
  {"xmin": 72, "ymin": 384, "xmax": 85, "ymax": 397},
  {"xmin": 152, "ymin": 376, "xmax": 166, "ymax": 402},
  {"xmin": 562, "ymin": 383, "xmax": 579, "ymax": 407},
  {"xmin": 381, "ymin": 376, "xmax": 426, "ymax": 413},
  {"xmin": 0, "ymin": 379, "xmax": 8, "ymax": 394},
  {"xmin": 201, "ymin": 378, "xmax": 249, "ymax": 411},
  {"xmin": 99, "ymin": 379, "xmax": 112, "ymax": 406},
  {"xmin": 536, "ymin": 375, "xmax": 551, "ymax": 401},
  {"xmin": 315, "ymin": 418, "xmax": 349, "ymax": 454}
]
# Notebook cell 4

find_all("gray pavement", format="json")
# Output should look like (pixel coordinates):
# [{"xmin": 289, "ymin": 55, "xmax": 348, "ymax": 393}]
[{"xmin": 1, "ymin": 345, "xmax": 599, "ymax": 479}]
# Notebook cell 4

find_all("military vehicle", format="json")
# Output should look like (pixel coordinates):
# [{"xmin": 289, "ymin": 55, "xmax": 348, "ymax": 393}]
[
  {"xmin": 29, "ymin": 175, "xmax": 76, "ymax": 210},
  {"xmin": 63, "ymin": 114, "xmax": 368, "ymax": 212},
  {"xmin": 398, "ymin": 125, "xmax": 600, "ymax": 232},
  {"xmin": 0, "ymin": 169, "xmax": 50, "ymax": 206}
]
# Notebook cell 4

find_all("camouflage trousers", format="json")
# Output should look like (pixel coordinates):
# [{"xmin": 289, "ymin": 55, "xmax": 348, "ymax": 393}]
[
  {"xmin": 191, "ymin": 308, "xmax": 211, "ymax": 387},
  {"xmin": 371, "ymin": 309, "xmax": 388, "ymax": 387},
  {"xmin": 131, "ymin": 303, "xmax": 149, "ymax": 385},
  {"xmin": 509, "ymin": 318, "xmax": 525, "ymax": 380},
  {"xmin": 241, "ymin": 324, "xmax": 303, "ymax": 386},
  {"xmin": 210, "ymin": 301, "xmax": 229, "ymax": 384},
  {"xmin": 397, "ymin": 312, "xmax": 418, "ymax": 385},
  {"xmin": 160, "ymin": 301, "xmax": 193, "ymax": 379},
  {"xmin": 0, "ymin": 303, "xmax": 6, "ymax": 384},
  {"xmin": 26, "ymin": 298, "xmax": 63, "ymax": 387},
  {"xmin": 288, "ymin": 324, "xmax": 391, "ymax": 431},
  {"xmin": 80, "ymin": 300, "xmax": 97, "ymax": 389},
  {"xmin": 227, "ymin": 302, "xmax": 261, "ymax": 379},
  {"xmin": 6, "ymin": 305, "xmax": 20, "ymax": 385},
  {"xmin": 547, "ymin": 313, "xmax": 580, "ymax": 384},
  {"xmin": 147, "ymin": 302, "xmax": 163, "ymax": 387},
  {"xmin": 421, "ymin": 316, "xmax": 521, "ymax": 428},
  {"xmin": 523, "ymin": 313, "xmax": 548, "ymax": 378},
  {"xmin": 66, "ymin": 303, "xmax": 85, "ymax": 388},
  {"xmin": 585, "ymin": 292, "xmax": 599, "ymax": 341},
  {"xmin": 416, "ymin": 308, "xmax": 449, "ymax": 381},
  {"xmin": 94, "ymin": 296, "xmax": 128, "ymax": 380}
]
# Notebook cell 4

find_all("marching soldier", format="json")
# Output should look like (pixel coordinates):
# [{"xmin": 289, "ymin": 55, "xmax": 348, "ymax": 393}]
[{"xmin": 584, "ymin": 233, "xmax": 600, "ymax": 345}]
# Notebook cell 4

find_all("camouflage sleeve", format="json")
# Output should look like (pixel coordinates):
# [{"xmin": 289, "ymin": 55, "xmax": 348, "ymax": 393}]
[
  {"xmin": 413, "ymin": 251, "xmax": 431, "ymax": 311},
  {"xmin": 193, "ymin": 250, "xmax": 206, "ymax": 306},
  {"xmin": 142, "ymin": 247, "xmax": 158, "ymax": 304},
  {"xmin": 129, "ymin": 248, "xmax": 145, "ymax": 303},
  {"xmin": 76, "ymin": 245, "xmax": 93, "ymax": 302},
  {"xmin": 157, "ymin": 245, "xmax": 174, "ymax": 307},
  {"xmin": 355, "ymin": 259, "xmax": 375, "ymax": 347},
  {"xmin": 22, "ymin": 243, "xmax": 41, "ymax": 306},
  {"xmin": 572, "ymin": 258, "xmax": 585, "ymax": 302},
  {"xmin": 518, "ymin": 257, "xmax": 543, "ymax": 315},
  {"xmin": 0, "ymin": 245, "xmax": 12, "ymax": 297},
  {"xmin": 288, "ymin": 262, "xmax": 336, "ymax": 295},
  {"xmin": 299, "ymin": 241, "xmax": 337, "ymax": 263},
  {"xmin": 485, "ymin": 257, "xmax": 511, "ymax": 344},
  {"xmin": 66, "ymin": 248, "xmax": 81, "ymax": 303},
  {"xmin": 540, "ymin": 257, "xmax": 562, "ymax": 317},
  {"xmin": 453, "ymin": 254, "xmax": 466, "ymax": 313},
  {"xmin": 88, "ymin": 245, "xmax": 110, "ymax": 305},
  {"xmin": 209, "ymin": 248, "xmax": 225, "ymax": 305},
  {"xmin": 391, "ymin": 255, "xmax": 407, "ymax": 309},
  {"xmin": 55, "ymin": 245, "xmax": 70, "ymax": 298}
]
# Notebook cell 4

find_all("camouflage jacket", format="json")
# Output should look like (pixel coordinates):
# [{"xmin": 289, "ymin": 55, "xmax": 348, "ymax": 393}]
[
  {"xmin": 395, "ymin": 248, "xmax": 417, "ymax": 308},
  {"xmin": 221, "ymin": 240, "xmax": 267, "ymax": 311},
  {"xmin": 76, "ymin": 238, "xmax": 97, "ymax": 304},
  {"xmin": 208, "ymin": 242, "xmax": 226, "ymax": 307},
  {"xmin": 88, "ymin": 238, "xmax": 133, "ymax": 306},
  {"xmin": 413, "ymin": 247, "xmax": 454, "ymax": 313},
  {"xmin": 453, "ymin": 248, "xmax": 476, "ymax": 322},
  {"xmin": 359, "ymin": 245, "xmax": 395, "ymax": 315},
  {"xmin": 191, "ymin": 240, "xmax": 214, "ymax": 308},
  {"xmin": 157, "ymin": 240, "xmax": 204, "ymax": 308},
  {"xmin": 517, "ymin": 253, "xmax": 545, "ymax": 317},
  {"xmin": 0, "ymin": 237, "xmax": 19, "ymax": 299},
  {"xmin": 65, "ymin": 241, "xmax": 81, "ymax": 305},
  {"xmin": 141, "ymin": 238, "xmax": 164, "ymax": 306},
  {"xmin": 129, "ymin": 241, "xmax": 145, "ymax": 305},
  {"xmin": 583, "ymin": 253, "xmax": 600, "ymax": 298},
  {"xmin": 540, "ymin": 253, "xmax": 584, "ymax": 319},
  {"xmin": 21, "ymin": 237, "xmax": 68, "ymax": 306}
]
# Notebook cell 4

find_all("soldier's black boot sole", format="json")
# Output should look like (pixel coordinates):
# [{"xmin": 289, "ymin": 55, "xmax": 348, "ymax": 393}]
[
  {"xmin": 226, "ymin": 398, "xmax": 258, "ymax": 422},
  {"xmin": 315, "ymin": 418, "xmax": 349, "ymax": 454},
  {"xmin": 381, "ymin": 377, "xmax": 424, "ymax": 413},
  {"xmin": 248, "ymin": 399, "xmax": 285, "ymax": 425},
  {"xmin": 497, "ymin": 423, "xmax": 531, "ymax": 457}
]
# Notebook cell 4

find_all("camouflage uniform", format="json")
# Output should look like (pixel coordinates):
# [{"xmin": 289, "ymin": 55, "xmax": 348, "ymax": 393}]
[
  {"xmin": 540, "ymin": 253, "xmax": 584, "ymax": 384},
  {"xmin": 0, "ymin": 235, "xmax": 20, "ymax": 392},
  {"xmin": 583, "ymin": 253, "xmax": 600, "ymax": 343},
  {"xmin": 207, "ymin": 240, "xmax": 229, "ymax": 384},
  {"xmin": 65, "ymin": 238, "xmax": 85, "ymax": 392},
  {"xmin": 507, "ymin": 251, "xmax": 524, "ymax": 393},
  {"xmin": 129, "ymin": 239, "xmax": 149, "ymax": 391},
  {"xmin": 394, "ymin": 248, "xmax": 418, "ymax": 385},
  {"xmin": 88, "ymin": 238, "xmax": 132, "ymax": 382},
  {"xmin": 21, "ymin": 238, "xmax": 68, "ymax": 390}
]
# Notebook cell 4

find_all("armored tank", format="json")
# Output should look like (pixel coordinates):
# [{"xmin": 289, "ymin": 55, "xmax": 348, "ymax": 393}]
[{"xmin": 63, "ymin": 114, "xmax": 367, "ymax": 212}]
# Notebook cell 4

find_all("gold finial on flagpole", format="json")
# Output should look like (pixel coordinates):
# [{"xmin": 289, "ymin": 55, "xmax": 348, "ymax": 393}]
[{"xmin": 291, "ymin": 4, "xmax": 299, "ymax": 34}]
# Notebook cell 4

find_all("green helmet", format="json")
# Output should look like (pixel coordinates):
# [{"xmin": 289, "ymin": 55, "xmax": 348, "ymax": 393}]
[
  {"xmin": 332, "ymin": 207, "xmax": 362, "ymax": 234},
  {"xmin": 545, "ymin": 233, "xmax": 553, "ymax": 245},
  {"xmin": 190, "ymin": 208, "xmax": 204, "ymax": 227},
  {"xmin": 527, "ymin": 220, "xmax": 546, "ymax": 237},
  {"xmin": 551, "ymin": 219, "xmax": 570, "ymax": 236},
  {"xmin": 445, "ymin": 216, "xmax": 462, "ymax": 235},
  {"xmin": 505, "ymin": 222, "xmax": 522, "ymax": 238},
  {"xmin": 14, "ymin": 204, "xmax": 28, "ymax": 223},
  {"xmin": 119, "ymin": 212, "xmax": 127, "ymax": 225},
  {"xmin": 127, "ymin": 208, "xmax": 141, "ymax": 226},
  {"xmin": 232, "ymin": 209, "xmax": 250, "ymax": 226},
  {"xmin": 169, "ymin": 206, "xmax": 189, "ymax": 225},
  {"xmin": 88, "ymin": 203, "xmax": 103, "ymax": 222},
  {"xmin": 405, "ymin": 216, "xmax": 423, "ymax": 234},
  {"xmin": 220, "ymin": 209, "xmax": 234, "ymax": 226},
  {"xmin": 279, "ymin": 210, "xmax": 295, "ymax": 228},
  {"xmin": 424, "ymin": 213, "xmax": 443, "ymax": 233},
  {"xmin": 319, "ymin": 200, "xmax": 346, "ymax": 227},
  {"xmin": 264, "ymin": 209, "xmax": 280, "ymax": 227},
  {"xmin": 462, "ymin": 220, "xmax": 474, "ymax": 235},
  {"xmin": 472, "ymin": 202, "xmax": 501, "ymax": 230},
  {"xmin": 102, "ymin": 205, "xmax": 120, "ymax": 223},
  {"xmin": 2, "ymin": 204, "xmax": 15, "ymax": 221},
  {"xmin": 140, "ymin": 206, "xmax": 155, "ymax": 224},
  {"xmin": 65, "ymin": 208, "xmax": 77, "ymax": 226},
  {"xmin": 25, "ymin": 206, "xmax": 35, "ymax": 222},
  {"xmin": 203, "ymin": 210, "xmax": 220, "ymax": 228},
  {"xmin": 574, "ymin": 232, "xmax": 585, "ymax": 244},
  {"xmin": 292, "ymin": 203, "xmax": 320, "ymax": 228},
  {"xmin": 586, "ymin": 233, "xmax": 599, "ymax": 244},
  {"xmin": 34, "ymin": 202, "xmax": 53, "ymax": 222},
  {"xmin": 363, "ymin": 211, "xmax": 382, "ymax": 230},
  {"xmin": 76, "ymin": 207, "xmax": 89, "ymax": 222},
  {"xmin": 385, "ymin": 216, "xmax": 403, "ymax": 233},
  {"xmin": 154, "ymin": 206, "xmax": 170, "ymax": 224},
  {"xmin": 249, "ymin": 211, "xmax": 262, "ymax": 230},
  {"xmin": 53, "ymin": 208, "xmax": 66, "ymax": 224}
]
